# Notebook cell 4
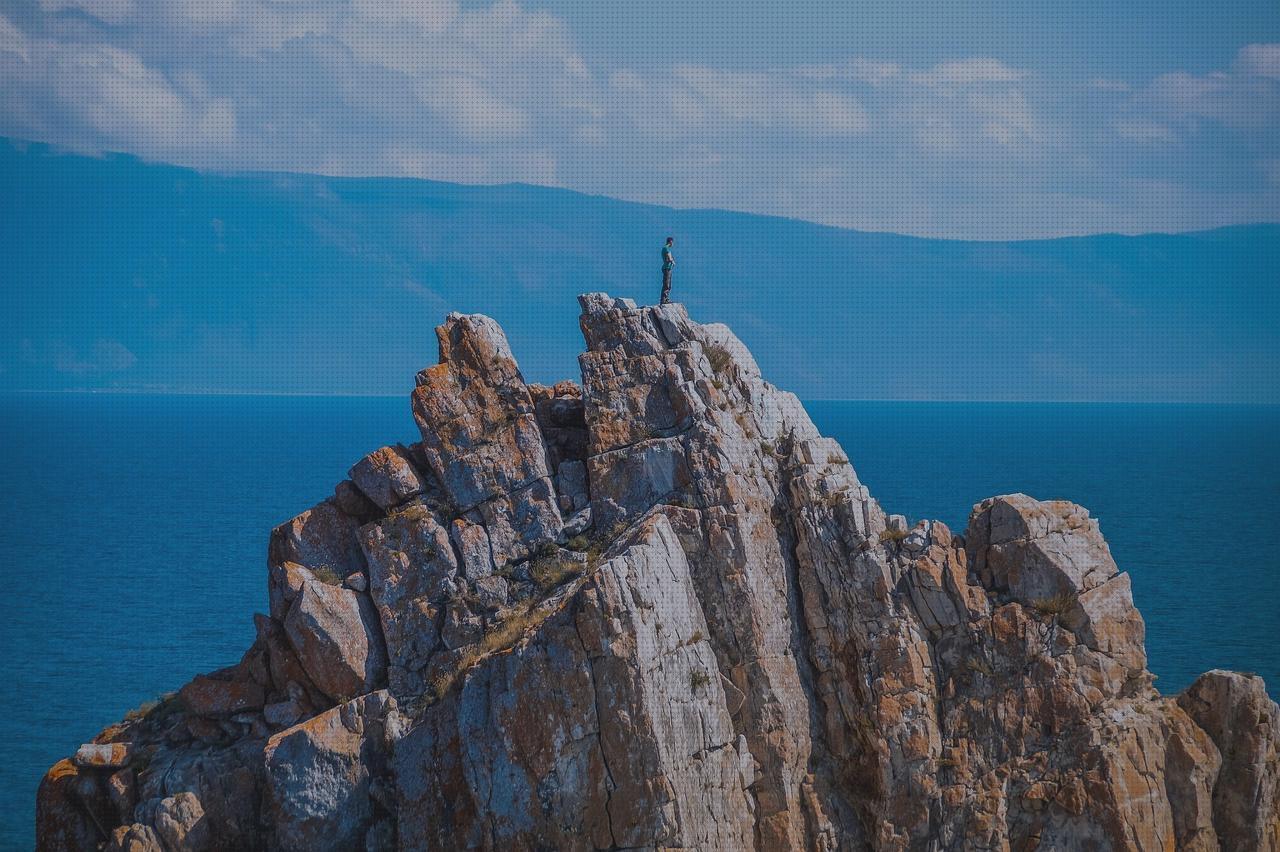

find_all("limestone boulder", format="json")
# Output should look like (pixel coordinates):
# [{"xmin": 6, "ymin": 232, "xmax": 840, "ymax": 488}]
[
  {"xmin": 74, "ymin": 741, "xmax": 133, "ymax": 768},
  {"xmin": 358, "ymin": 501, "xmax": 456, "ymax": 698},
  {"xmin": 36, "ymin": 759, "xmax": 102, "ymax": 852},
  {"xmin": 348, "ymin": 445, "xmax": 427, "ymax": 511},
  {"xmin": 264, "ymin": 691, "xmax": 399, "ymax": 852},
  {"xmin": 968, "ymin": 493, "xmax": 1117, "ymax": 598},
  {"xmin": 1178, "ymin": 670, "xmax": 1280, "ymax": 851},
  {"xmin": 267, "ymin": 561, "xmax": 314, "ymax": 621},
  {"xmin": 284, "ymin": 579, "xmax": 387, "ymax": 702},
  {"xmin": 968, "ymin": 493, "xmax": 1147, "ymax": 674},
  {"xmin": 178, "ymin": 670, "xmax": 264, "ymax": 717},
  {"xmin": 268, "ymin": 499, "xmax": 366, "ymax": 580},
  {"xmin": 449, "ymin": 518, "xmax": 494, "ymax": 579},
  {"xmin": 555, "ymin": 458, "xmax": 589, "ymax": 513},
  {"xmin": 470, "ymin": 475, "xmax": 564, "ymax": 566},
  {"xmin": 332, "ymin": 479, "xmax": 379, "ymax": 523},
  {"xmin": 411, "ymin": 314, "xmax": 562, "ymax": 560},
  {"xmin": 150, "ymin": 792, "xmax": 209, "ymax": 851},
  {"xmin": 105, "ymin": 823, "xmax": 164, "ymax": 852}
]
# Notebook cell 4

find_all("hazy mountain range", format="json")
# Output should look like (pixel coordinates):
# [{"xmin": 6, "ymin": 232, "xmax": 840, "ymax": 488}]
[{"xmin": 3, "ymin": 138, "xmax": 1277, "ymax": 401}]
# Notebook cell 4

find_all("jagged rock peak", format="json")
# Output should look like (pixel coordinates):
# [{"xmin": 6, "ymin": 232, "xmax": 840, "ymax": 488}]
[{"xmin": 38, "ymin": 296, "xmax": 1280, "ymax": 852}]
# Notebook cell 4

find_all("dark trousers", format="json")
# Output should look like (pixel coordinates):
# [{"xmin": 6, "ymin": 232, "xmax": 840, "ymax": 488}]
[{"xmin": 661, "ymin": 268, "xmax": 673, "ymax": 304}]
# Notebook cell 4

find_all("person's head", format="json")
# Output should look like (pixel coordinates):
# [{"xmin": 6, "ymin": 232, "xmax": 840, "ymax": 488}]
[{"xmin": 666, "ymin": 237, "xmax": 674, "ymax": 246}]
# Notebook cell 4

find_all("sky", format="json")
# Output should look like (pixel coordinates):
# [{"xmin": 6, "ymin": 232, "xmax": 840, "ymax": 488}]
[{"xmin": 0, "ymin": 0, "xmax": 1278, "ymax": 239}]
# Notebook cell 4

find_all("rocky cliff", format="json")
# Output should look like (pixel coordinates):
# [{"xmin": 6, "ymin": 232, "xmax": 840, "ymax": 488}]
[{"xmin": 38, "ymin": 295, "xmax": 1280, "ymax": 851}]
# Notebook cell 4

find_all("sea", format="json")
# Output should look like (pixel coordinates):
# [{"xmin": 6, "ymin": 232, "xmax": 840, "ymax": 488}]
[{"xmin": 2, "ymin": 395, "xmax": 1277, "ymax": 847}]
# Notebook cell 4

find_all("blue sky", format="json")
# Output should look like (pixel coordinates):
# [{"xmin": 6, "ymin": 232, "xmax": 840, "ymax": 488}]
[{"xmin": 1, "ymin": 0, "xmax": 1277, "ymax": 238}]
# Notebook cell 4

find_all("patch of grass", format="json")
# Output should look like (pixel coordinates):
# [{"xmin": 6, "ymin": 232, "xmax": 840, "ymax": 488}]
[
  {"xmin": 711, "ymin": 379, "xmax": 725, "ymax": 391},
  {"xmin": 688, "ymin": 629, "xmax": 704, "ymax": 645},
  {"xmin": 704, "ymin": 342, "xmax": 733, "ymax": 375},
  {"xmin": 310, "ymin": 565, "xmax": 344, "ymax": 585},
  {"xmin": 124, "ymin": 692, "xmax": 180, "ymax": 725},
  {"xmin": 965, "ymin": 656, "xmax": 994, "ymax": 677},
  {"xmin": 557, "ymin": 521, "xmax": 632, "ymax": 573},
  {"xmin": 690, "ymin": 670, "xmax": 711, "ymax": 692},
  {"xmin": 430, "ymin": 599, "xmax": 561, "ymax": 701},
  {"xmin": 760, "ymin": 441, "xmax": 776, "ymax": 457},
  {"xmin": 1031, "ymin": 591, "xmax": 1079, "ymax": 618},
  {"xmin": 528, "ymin": 551, "xmax": 582, "ymax": 592},
  {"xmin": 879, "ymin": 527, "xmax": 909, "ymax": 543}
]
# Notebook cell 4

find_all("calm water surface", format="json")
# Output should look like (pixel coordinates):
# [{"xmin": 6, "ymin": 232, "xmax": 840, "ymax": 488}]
[{"xmin": 2, "ymin": 396, "xmax": 1276, "ymax": 846}]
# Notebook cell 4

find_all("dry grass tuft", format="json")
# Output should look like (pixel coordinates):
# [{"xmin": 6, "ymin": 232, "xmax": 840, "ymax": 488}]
[
  {"xmin": 124, "ymin": 692, "xmax": 179, "ymax": 724},
  {"xmin": 308, "ymin": 565, "xmax": 344, "ymax": 585},
  {"xmin": 1031, "ymin": 591, "xmax": 1079, "ymax": 618},
  {"xmin": 430, "ymin": 599, "xmax": 563, "ymax": 701},
  {"xmin": 529, "ymin": 552, "xmax": 583, "ymax": 592},
  {"xmin": 704, "ymin": 342, "xmax": 734, "ymax": 375}
]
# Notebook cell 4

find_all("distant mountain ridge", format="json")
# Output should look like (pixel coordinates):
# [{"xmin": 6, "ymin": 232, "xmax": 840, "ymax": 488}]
[{"xmin": 2, "ymin": 138, "xmax": 1277, "ymax": 401}]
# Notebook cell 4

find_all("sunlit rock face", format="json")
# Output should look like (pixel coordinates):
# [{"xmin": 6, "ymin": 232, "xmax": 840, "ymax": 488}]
[{"xmin": 39, "ymin": 295, "xmax": 1280, "ymax": 852}]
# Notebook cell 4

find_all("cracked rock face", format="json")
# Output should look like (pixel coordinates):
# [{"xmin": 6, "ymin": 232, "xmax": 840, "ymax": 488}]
[{"xmin": 39, "ymin": 295, "xmax": 1280, "ymax": 851}]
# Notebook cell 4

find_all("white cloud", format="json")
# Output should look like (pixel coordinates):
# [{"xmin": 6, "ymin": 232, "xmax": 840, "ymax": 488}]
[
  {"xmin": 416, "ymin": 75, "xmax": 528, "ymax": 141},
  {"xmin": 354, "ymin": 0, "xmax": 458, "ymax": 33},
  {"xmin": 44, "ymin": 43, "xmax": 235, "ymax": 153},
  {"xmin": 911, "ymin": 57, "xmax": 1025, "ymax": 89},
  {"xmin": 1237, "ymin": 43, "xmax": 1280, "ymax": 80},
  {"xmin": 791, "ymin": 57, "xmax": 900, "ymax": 86},
  {"xmin": 967, "ymin": 90, "xmax": 1041, "ymax": 145},
  {"xmin": 0, "ymin": 14, "xmax": 29, "ymax": 62},
  {"xmin": 671, "ymin": 65, "xmax": 869, "ymax": 135},
  {"xmin": 806, "ymin": 90, "xmax": 869, "ymax": 133},
  {"xmin": 1112, "ymin": 117, "xmax": 1176, "ymax": 143},
  {"xmin": 1141, "ymin": 45, "xmax": 1280, "ymax": 130},
  {"xmin": 1090, "ymin": 78, "xmax": 1133, "ymax": 93},
  {"xmin": 847, "ymin": 58, "xmax": 901, "ymax": 85},
  {"xmin": 39, "ymin": 0, "xmax": 136, "ymax": 26},
  {"xmin": 172, "ymin": 0, "xmax": 242, "ymax": 29}
]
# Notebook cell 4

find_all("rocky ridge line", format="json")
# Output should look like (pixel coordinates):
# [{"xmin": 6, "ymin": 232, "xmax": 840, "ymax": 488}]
[{"xmin": 38, "ymin": 294, "xmax": 1280, "ymax": 851}]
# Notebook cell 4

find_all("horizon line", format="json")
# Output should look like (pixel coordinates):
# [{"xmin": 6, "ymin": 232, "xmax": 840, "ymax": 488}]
[{"xmin": 2, "ymin": 389, "xmax": 1276, "ymax": 406}]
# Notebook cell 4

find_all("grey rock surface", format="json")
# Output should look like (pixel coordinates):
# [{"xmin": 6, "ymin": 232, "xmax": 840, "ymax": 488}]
[{"xmin": 284, "ymin": 579, "xmax": 387, "ymax": 703}]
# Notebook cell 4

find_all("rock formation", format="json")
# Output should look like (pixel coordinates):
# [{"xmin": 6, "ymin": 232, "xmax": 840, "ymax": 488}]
[{"xmin": 38, "ymin": 295, "xmax": 1280, "ymax": 851}]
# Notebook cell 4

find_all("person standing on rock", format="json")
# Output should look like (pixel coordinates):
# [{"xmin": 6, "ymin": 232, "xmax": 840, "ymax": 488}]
[{"xmin": 660, "ymin": 237, "xmax": 675, "ymax": 304}]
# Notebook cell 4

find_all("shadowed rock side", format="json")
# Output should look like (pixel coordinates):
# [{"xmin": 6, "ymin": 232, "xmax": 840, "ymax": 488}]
[{"xmin": 38, "ymin": 294, "xmax": 1280, "ymax": 852}]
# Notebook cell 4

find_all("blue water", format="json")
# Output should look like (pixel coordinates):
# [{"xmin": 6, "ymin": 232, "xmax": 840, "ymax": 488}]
[{"xmin": 2, "ymin": 396, "xmax": 1277, "ymax": 847}]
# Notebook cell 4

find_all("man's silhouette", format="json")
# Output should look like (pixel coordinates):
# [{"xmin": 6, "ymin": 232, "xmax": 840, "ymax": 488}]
[{"xmin": 660, "ymin": 237, "xmax": 675, "ymax": 304}]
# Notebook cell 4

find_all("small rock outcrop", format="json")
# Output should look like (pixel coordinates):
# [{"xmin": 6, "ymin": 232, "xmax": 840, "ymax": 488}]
[{"xmin": 38, "ymin": 295, "xmax": 1280, "ymax": 851}]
